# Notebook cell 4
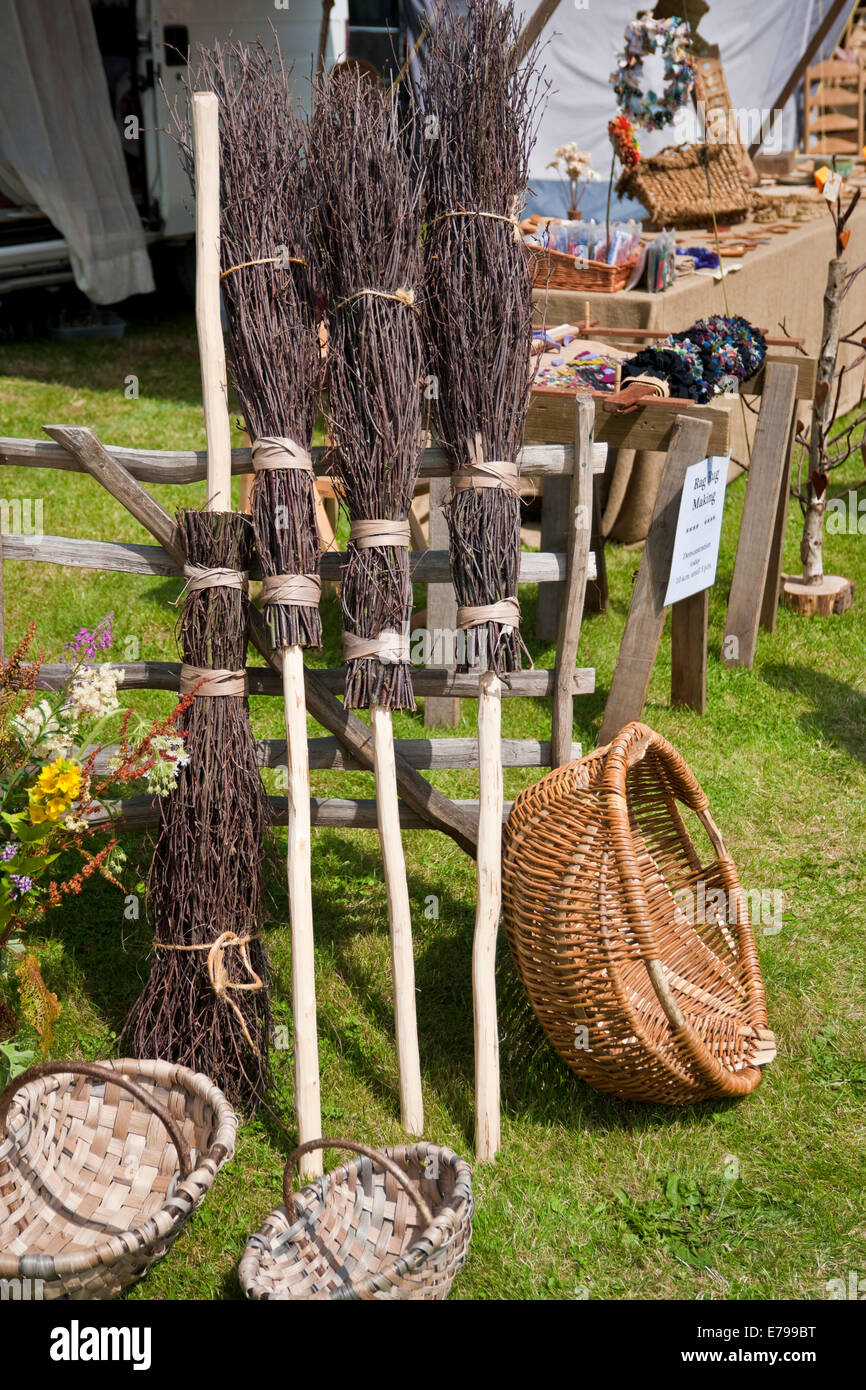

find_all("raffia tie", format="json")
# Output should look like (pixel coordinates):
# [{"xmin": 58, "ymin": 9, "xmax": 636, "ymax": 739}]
[
  {"xmin": 251, "ymin": 437, "xmax": 314, "ymax": 473},
  {"xmin": 432, "ymin": 208, "xmax": 522, "ymax": 243},
  {"xmin": 221, "ymin": 255, "xmax": 307, "ymax": 279},
  {"xmin": 182, "ymin": 563, "xmax": 247, "ymax": 594},
  {"xmin": 179, "ymin": 665, "xmax": 248, "ymax": 697},
  {"xmin": 457, "ymin": 598, "xmax": 521, "ymax": 631},
  {"xmin": 452, "ymin": 458, "xmax": 520, "ymax": 496},
  {"xmin": 333, "ymin": 287, "xmax": 418, "ymax": 313},
  {"xmin": 156, "ymin": 932, "xmax": 262, "ymax": 1054},
  {"xmin": 261, "ymin": 574, "xmax": 321, "ymax": 606},
  {"xmin": 342, "ymin": 628, "xmax": 409, "ymax": 664},
  {"xmin": 349, "ymin": 520, "xmax": 411, "ymax": 549}
]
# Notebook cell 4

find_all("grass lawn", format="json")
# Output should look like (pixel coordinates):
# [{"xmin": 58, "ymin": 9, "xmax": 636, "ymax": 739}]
[{"xmin": 1, "ymin": 308, "xmax": 864, "ymax": 1301}]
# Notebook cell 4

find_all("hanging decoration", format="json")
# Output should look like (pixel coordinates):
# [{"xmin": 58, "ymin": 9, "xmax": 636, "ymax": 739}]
[{"xmin": 610, "ymin": 15, "xmax": 694, "ymax": 131}]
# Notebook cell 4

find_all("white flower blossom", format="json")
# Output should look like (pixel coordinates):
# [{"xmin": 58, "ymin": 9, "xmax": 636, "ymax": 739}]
[
  {"xmin": 145, "ymin": 734, "xmax": 190, "ymax": 797},
  {"xmin": 66, "ymin": 664, "xmax": 122, "ymax": 719},
  {"xmin": 11, "ymin": 699, "xmax": 74, "ymax": 757}
]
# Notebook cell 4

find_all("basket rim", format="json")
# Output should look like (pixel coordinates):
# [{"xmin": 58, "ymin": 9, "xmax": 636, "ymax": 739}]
[
  {"xmin": 239, "ymin": 1142, "xmax": 473, "ymax": 1298},
  {"xmin": 0, "ymin": 1057, "xmax": 237, "ymax": 1280},
  {"xmin": 525, "ymin": 243, "xmax": 641, "ymax": 273}
]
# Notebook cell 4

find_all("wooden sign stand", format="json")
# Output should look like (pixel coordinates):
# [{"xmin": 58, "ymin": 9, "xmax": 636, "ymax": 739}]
[{"xmin": 598, "ymin": 414, "xmax": 713, "ymax": 746}]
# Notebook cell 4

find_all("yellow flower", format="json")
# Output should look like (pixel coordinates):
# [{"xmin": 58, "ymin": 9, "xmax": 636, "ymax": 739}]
[
  {"xmin": 36, "ymin": 768, "xmax": 60, "ymax": 795},
  {"xmin": 55, "ymin": 769, "xmax": 81, "ymax": 797},
  {"xmin": 45, "ymin": 797, "xmax": 70, "ymax": 821},
  {"xmin": 28, "ymin": 796, "xmax": 48, "ymax": 825}
]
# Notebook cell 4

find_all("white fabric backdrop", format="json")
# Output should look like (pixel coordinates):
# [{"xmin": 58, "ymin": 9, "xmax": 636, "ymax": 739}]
[
  {"xmin": 0, "ymin": 0, "xmax": 155, "ymax": 303},
  {"xmin": 406, "ymin": 1, "xmax": 852, "ymax": 219}
]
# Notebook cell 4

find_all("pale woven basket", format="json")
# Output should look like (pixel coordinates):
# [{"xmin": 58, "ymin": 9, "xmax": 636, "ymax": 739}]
[
  {"xmin": 0, "ymin": 1058, "xmax": 237, "ymax": 1299},
  {"xmin": 239, "ymin": 1137, "xmax": 474, "ymax": 1300}
]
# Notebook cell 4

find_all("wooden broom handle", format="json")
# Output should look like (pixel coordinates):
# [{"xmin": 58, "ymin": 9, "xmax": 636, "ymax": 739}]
[
  {"xmin": 282, "ymin": 1137, "xmax": 434, "ymax": 1227},
  {"xmin": 192, "ymin": 91, "xmax": 232, "ymax": 512},
  {"xmin": 0, "ymin": 1061, "xmax": 193, "ymax": 1180}
]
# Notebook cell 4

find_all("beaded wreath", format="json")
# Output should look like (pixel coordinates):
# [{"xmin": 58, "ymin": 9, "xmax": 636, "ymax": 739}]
[{"xmin": 611, "ymin": 16, "xmax": 694, "ymax": 132}]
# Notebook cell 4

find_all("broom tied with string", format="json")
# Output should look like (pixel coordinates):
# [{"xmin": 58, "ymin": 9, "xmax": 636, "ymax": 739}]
[
  {"xmin": 421, "ymin": 0, "xmax": 546, "ymax": 1159},
  {"xmin": 125, "ymin": 91, "xmax": 271, "ymax": 1108},
  {"xmin": 184, "ymin": 41, "xmax": 325, "ymax": 1176},
  {"xmin": 310, "ymin": 71, "xmax": 426, "ymax": 1134}
]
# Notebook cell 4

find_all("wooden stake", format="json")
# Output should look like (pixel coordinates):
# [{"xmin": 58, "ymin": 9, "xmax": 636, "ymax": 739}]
[
  {"xmin": 282, "ymin": 644, "xmax": 322, "ymax": 1178},
  {"xmin": 371, "ymin": 703, "xmax": 424, "ymax": 1135},
  {"xmin": 192, "ymin": 92, "xmax": 232, "ymax": 512},
  {"xmin": 474, "ymin": 669, "xmax": 502, "ymax": 1161}
]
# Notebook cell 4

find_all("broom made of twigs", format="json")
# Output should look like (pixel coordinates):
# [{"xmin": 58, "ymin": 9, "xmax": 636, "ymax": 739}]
[
  {"xmin": 311, "ymin": 71, "xmax": 425, "ymax": 1135},
  {"xmin": 187, "ymin": 40, "xmax": 324, "ymax": 1179},
  {"xmin": 126, "ymin": 92, "xmax": 271, "ymax": 1107},
  {"xmin": 422, "ymin": 0, "xmax": 546, "ymax": 1159}
]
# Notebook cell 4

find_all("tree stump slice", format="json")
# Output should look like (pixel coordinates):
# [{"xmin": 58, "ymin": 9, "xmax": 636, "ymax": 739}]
[{"xmin": 781, "ymin": 573, "xmax": 855, "ymax": 616}]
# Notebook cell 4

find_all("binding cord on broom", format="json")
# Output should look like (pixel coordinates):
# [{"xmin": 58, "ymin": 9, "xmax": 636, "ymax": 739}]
[
  {"xmin": 431, "ymin": 207, "xmax": 522, "ymax": 242},
  {"xmin": 450, "ymin": 454, "xmax": 533, "ymax": 669},
  {"xmin": 250, "ymin": 437, "xmax": 322, "ymax": 611},
  {"xmin": 341, "ymin": 520, "xmax": 411, "ymax": 663},
  {"xmin": 333, "ymin": 287, "xmax": 418, "ymax": 313},
  {"xmin": 155, "ymin": 932, "xmax": 263, "ymax": 1054},
  {"xmin": 220, "ymin": 255, "xmax": 308, "ymax": 278}
]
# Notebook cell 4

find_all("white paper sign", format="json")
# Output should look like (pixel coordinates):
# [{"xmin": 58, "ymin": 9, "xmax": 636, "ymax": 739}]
[{"xmin": 663, "ymin": 456, "xmax": 728, "ymax": 607}]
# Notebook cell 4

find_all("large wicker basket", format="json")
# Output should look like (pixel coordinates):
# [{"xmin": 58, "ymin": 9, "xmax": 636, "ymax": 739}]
[
  {"xmin": 502, "ymin": 725, "xmax": 776, "ymax": 1105},
  {"xmin": 0, "ymin": 1059, "xmax": 237, "ymax": 1299},
  {"xmin": 617, "ymin": 141, "xmax": 754, "ymax": 228},
  {"xmin": 239, "ymin": 1138, "xmax": 473, "ymax": 1300}
]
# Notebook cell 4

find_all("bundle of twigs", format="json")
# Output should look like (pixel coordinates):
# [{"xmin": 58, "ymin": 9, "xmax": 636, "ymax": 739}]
[
  {"xmin": 181, "ymin": 40, "xmax": 325, "ymax": 1173},
  {"xmin": 128, "ymin": 510, "xmax": 270, "ymax": 1103},
  {"xmin": 126, "ymin": 91, "xmax": 271, "ymax": 1109},
  {"xmin": 310, "ymin": 70, "xmax": 426, "ymax": 1132},
  {"xmin": 421, "ymin": 0, "xmax": 545, "ymax": 1160},
  {"xmin": 422, "ymin": 0, "xmax": 545, "ymax": 677}
]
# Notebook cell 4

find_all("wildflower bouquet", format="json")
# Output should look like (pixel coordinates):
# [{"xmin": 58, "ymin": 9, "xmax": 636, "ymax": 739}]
[{"xmin": 0, "ymin": 615, "xmax": 194, "ymax": 1066}]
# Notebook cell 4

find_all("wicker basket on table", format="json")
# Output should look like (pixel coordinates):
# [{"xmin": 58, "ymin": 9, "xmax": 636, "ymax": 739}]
[
  {"xmin": 616, "ymin": 141, "xmax": 754, "ymax": 228},
  {"xmin": 239, "ymin": 1138, "xmax": 474, "ymax": 1300},
  {"xmin": 502, "ymin": 724, "xmax": 776, "ymax": 1105},
  {"xmin": 0, "ymin": 1059, "xmax": 236, "ymax": 1299},
  {"xmin": 525, "ymin": 241, "xmax": 640, "ymax": 293}
]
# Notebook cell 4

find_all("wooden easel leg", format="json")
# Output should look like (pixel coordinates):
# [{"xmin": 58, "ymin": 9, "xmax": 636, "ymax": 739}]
[
  {"xmin": 598, "ymin": 414, "xmax": 712, "ymax": 747},
  {"xmin": 760, "ymin": 416, "xmax": 796, "ymax": 633},
  {"xmin": 723, "ymin": 361, "xmax": 798, "ymax": 667},
  {"xmin": 671, "ymin": 589, "xmax": 708, "ymax": 713},
  {"xmin": 536, "ymin": 476, "xmax": 570, "ymax": 639}
]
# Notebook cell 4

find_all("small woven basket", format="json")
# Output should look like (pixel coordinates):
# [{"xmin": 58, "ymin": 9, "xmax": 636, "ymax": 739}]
[
  {"xmin": 502, "ymin": 724, "xmax": 776, "ymax": 1105},
  {"xmin": 525, "ymin": 242, "xmax": 640, "ymax": 293},
  {"xmin": 617, "ymin": 142, "xmax": 753, "ymax": 228},
  {"xmin": 239, "ymin": 1137, "xmax": 474, "ymax": 1300},
  {"xmin": 0, "ymin": 1059, "xmax": 237, "ymax": 1299}
]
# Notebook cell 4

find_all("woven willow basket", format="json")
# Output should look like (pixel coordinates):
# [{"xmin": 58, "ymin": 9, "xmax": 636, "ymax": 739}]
[
  {"xmin": 239, "ymin": 1138, "xmax": 473, "ymax": 1300},
  {"xmin": 616, "ymin": 142, "xmax": 754, "ymax": 228},
  {"xmin": 502, "ymin": 725, "xmax": 776, "ymax": 1105},
  {"xmin": 0, "ymin": 1059, "xmax": 237, "ymax": 1299}
]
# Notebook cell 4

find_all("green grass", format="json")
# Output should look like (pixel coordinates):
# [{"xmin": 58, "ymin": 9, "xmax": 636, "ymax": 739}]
[{"xmin": 1, "ymin": 311, "xmax": 865, "ymax": 1301}]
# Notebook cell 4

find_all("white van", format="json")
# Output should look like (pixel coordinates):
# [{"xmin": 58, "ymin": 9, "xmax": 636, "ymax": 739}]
[{"xmin": 0, "ymin": 0, "xmax": 402, "ymax": 301}]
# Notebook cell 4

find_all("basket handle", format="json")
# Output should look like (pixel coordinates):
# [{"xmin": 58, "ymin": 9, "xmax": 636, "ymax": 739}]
[
  {"xmin": 283, "ymin": 1137, "xmax": 434, "ymax": 1228},
  {"xmin": 0, "ymin": 1061, "xmax": 192, "ymax": 1180}
]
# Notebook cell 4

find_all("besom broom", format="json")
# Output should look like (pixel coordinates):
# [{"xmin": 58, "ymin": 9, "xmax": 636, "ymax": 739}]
[
  {"xmin": 422, "ymin": 0, "xmax": 546, "ymax": 1158},
  {"xmin": 125, "ymin": 91, "xmax": 271, "ymax": 1107},
  {"xmin": 187, "ymin": 40, "xmax": 325, "ymax": 1177},
  {"xmin": 310, "ymin": 70, "xmax": 426, "ymax": 1134}
]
